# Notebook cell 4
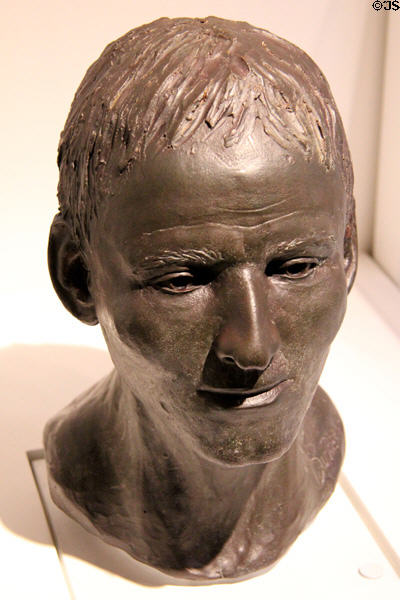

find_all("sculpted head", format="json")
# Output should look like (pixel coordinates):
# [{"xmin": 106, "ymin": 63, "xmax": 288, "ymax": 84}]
[{"xmin": 49, "ymin": 17, "xmax": 357, "ymax": 467}]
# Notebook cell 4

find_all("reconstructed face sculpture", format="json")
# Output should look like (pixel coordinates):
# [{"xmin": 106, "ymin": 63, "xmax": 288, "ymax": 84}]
[
  {"xmin": 89, "ymin": 125, "xmax": 348, "ymax": 467},
  {"xmin": 45, "ymin": 16, "xmax": 356, "ymax": 582}
]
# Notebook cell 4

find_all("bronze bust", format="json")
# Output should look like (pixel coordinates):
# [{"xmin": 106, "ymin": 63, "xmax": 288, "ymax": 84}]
[{"xmin": 44, "ymin": 16, "xmax": 357, "ymax": 582}]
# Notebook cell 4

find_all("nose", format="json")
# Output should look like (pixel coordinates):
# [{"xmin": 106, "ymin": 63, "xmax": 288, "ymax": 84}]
[{"xmin": 215, "ymin": 267, "xmax": 281, "ymax": 371}]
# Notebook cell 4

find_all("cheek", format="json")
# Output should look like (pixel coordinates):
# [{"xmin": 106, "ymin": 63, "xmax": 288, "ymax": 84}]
[
  {"xmin": 274, "ymin": 263, "xmax": 347, "ymax": 361},
  {"xmin": 110, "ymin": 288, "xmax": 219, "ymax": 373}
]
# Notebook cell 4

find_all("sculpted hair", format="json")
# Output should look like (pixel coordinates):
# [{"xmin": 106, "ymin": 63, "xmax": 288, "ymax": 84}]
[{"xmin": 57, "ymin": 16, "xmax": 355, "ymax": 254}]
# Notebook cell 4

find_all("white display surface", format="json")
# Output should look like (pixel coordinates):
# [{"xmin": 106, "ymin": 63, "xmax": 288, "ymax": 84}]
[
  {"xmin": 1, "ymin": 254, "xmax": 399, "ymax": 598},
  {"xmin": 374, "ymin": 13, "xmax": 400, "ymax": 286}
]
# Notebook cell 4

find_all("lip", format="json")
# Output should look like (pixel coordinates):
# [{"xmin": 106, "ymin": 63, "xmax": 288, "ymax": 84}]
[{"xmin": 198, "ymin": 379, "xmax": 291, "ymax": 409}]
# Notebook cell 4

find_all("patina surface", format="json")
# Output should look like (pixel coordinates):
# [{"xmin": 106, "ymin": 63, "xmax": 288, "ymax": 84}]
[{"xmin": 44, "ymin": 17, "xmax": 356, "ymax": 581}]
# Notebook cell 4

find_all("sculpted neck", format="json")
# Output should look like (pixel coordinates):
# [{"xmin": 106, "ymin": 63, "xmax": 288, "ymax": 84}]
[
  {"xmin": 115, "ymin": 372, "xmax": 276, "ymax": 523},
  {"xmin": 112, "ymin": 375, "xmax": 309, "ymax": 577},
  {"xmin": 44, "ymin": 368, "xmax": 344, "ymax": 581},
  {"xmin": 115, "ymin": 372, "xmax": 304, "ymax": 511}
]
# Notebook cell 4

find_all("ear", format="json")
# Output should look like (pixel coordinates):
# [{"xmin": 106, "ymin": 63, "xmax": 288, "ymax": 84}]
[
  {"xmin": 344, "ymin": 212, "xmax": 357, "ymax": 293},
  {"xmin": 48, "ymin": 214, "xmax": 98, "ymax": 325}
]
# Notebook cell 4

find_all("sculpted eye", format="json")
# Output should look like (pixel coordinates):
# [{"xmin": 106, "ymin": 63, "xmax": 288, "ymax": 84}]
[
  {"xmin": 150, "ymin": 271, "xmax": 206, "ymax": 294},
  {"xmin": 267, "ymin": 257, "xmax": 322, "ymax": 280}
]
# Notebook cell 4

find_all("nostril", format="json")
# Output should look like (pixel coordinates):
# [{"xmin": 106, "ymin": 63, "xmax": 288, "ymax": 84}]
[
  {"xmin": 221, "ymin": 355, "xmax": 236, "ymax": 365},
  {"xmin": 216, "ymin": 343, "xmax": 276, "ymax": 372},
  {"xmin": 217, "ymin": 348, "xmax": 270, "ymax": 371}
]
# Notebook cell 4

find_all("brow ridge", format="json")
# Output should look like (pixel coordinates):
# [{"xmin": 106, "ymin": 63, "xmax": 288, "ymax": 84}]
[{"xmin": 137, "ymin": 248, "xmax": 224, "ymax": 271}]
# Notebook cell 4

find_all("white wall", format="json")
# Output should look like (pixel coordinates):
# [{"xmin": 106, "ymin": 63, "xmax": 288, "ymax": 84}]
[
  {"xmin": 374, "ymin": 14, "xmax": 400, "ymax": 287},
  {"xmin": 1, "ymin": 0, "xmax": 387, "ymax": 347}
]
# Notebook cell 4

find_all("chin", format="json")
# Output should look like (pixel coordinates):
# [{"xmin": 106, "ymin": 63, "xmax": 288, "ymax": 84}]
[
  {"xmin": 186, "ymin": 400, "xmax": 309, "ymax": 468},
  {"xmin": 194, "ymin": 429, "xmax": 298, "ymax": 467}
]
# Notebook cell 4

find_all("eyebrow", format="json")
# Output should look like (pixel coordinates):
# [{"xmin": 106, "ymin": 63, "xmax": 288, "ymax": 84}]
[
  {"xmin": 273, "ymin": 235, "xmax": 336, "ymax": 254},
  {"xmin": 134, "ymin": 248, "xmax": 225, "ymax": 273},
  {"xmin": 131, "ymin": 236, "xmax": 336, "ymax": 279}
]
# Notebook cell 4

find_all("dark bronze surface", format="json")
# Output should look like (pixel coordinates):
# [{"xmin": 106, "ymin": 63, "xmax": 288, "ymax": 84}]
[{"xmin": 44, "ymin": 16, "xmax": 356, "ymax": 582}]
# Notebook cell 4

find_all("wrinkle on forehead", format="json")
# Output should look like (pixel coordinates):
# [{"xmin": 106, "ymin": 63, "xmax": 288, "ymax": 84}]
[
  {"xmin": 218, "ymin": 198, "xmax": 291, "ymax": 213},
  {"xmin": 140, "ymin": 213, "xmax": 299, "ymax": 239}
]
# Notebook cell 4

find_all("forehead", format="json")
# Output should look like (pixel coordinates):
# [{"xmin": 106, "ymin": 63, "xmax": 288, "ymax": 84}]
[{"xmin": 97, "ymin": 124, "xmax": 346, "ymax": 256}]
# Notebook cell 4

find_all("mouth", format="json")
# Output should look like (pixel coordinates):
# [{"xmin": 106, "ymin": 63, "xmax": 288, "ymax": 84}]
[{"xmin": 197, "ymin": 379, "xmax": 291, "ymax": 409}]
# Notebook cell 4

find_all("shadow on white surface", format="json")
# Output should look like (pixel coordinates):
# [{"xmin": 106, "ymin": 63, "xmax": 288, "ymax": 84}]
[{"xmin": 0, "ymin": 344, "xmax": 112, "ymax": 542}]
